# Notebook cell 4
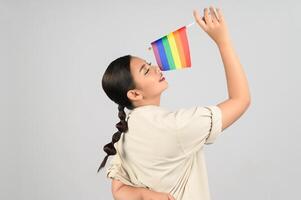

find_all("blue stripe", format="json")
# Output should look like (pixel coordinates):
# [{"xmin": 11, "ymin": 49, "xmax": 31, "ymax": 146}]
[{"xmin": 156, "ymin": 38, "xmax": 170, "ymax": 71}]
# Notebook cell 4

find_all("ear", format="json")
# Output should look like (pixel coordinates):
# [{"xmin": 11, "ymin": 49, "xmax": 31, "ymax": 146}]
[{"xmin": 127, "ymin": 89, "xmax": 143, "ymax": 102}]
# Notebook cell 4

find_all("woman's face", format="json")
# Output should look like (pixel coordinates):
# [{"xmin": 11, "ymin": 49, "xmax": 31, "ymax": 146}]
[{"xmin": 127, "ymin": 56, "xmax": 168, "ymax": 104}]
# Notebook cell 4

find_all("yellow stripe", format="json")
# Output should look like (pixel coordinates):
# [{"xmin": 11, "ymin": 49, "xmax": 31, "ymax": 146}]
[{"xmin": 167, "ymin": 32, "xmax": 181, "ymax": 68}]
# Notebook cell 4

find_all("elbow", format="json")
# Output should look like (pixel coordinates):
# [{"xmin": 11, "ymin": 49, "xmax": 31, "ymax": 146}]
[
  {"xmin": 233, "ymin": 97, "xmax": 251, "ymax": 111},
  {"xmin": 246, "ymin": 91, "xmax": 252, "ymax": 107},
  {"xmin": 112, "ymin": 189, "xmax": 123, "ymax": 200},
  {"xmin": 231, "ymin": 92, "xmax": 251, "ymax": 108},
  {"xmin": 240, "ymin": 94, "xmax": 251, "ymax": 108},
  {"xmin": 242, "ymin": 97, "xmax": 251, "ymax": 110},
  {"xmin": 111, "ymin": 179, "xmax": 124, "ymax": 200},
  {"xmin": 112, "ymin": 189, "xmax": 119, "ymax": 200},
  {"xmin": 233, "ymin": 97, "xmax": 251, "ymax": 107},
  {"xmin": 243, "ymin": 98, "xmax": 251, "ymax": 113}
]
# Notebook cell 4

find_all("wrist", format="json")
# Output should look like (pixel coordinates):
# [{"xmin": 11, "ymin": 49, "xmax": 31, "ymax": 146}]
[{"xmin": 217, "ymin": 39, "xmax": 233, "ymax": 49}]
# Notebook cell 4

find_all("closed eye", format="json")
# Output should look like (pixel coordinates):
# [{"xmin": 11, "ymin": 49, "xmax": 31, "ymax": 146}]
[{"xmin": 144, "ymin": 62, "xmax": 152, "ymax": 75}]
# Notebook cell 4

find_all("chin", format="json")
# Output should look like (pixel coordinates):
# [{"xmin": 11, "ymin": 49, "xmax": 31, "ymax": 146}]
[
  {"xmin": 162, "ymin": 82, "xmax": 168, "ymax": 90},
  {"xmin": 157, "ymin": 79, "xmax": 168, "ymax": 91}
]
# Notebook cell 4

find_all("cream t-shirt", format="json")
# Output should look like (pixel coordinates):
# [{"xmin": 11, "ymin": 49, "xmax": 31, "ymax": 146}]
[{"xmin": 106, "ymin": 104, "xmax": 223, "ymax": 200}]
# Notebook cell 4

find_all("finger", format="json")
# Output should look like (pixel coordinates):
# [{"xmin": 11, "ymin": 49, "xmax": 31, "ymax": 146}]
[
  {"xmin": 203, "ymin": 7, "xmax": 213, "ymax": 26},
  {"xmin": 193, "ymin": 10, "xmax": 207, "ymax": 31},
  {"xmin": 216, "ymin": 7, "xmax": 224, "ymax": 23},
  {"xmin": 209, "ymin": 6, "xmax": 219, "ymax": 23}
]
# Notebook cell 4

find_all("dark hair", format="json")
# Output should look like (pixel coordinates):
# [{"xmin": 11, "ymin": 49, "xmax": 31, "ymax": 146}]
[{"xmin": 97, "ymin": 55, "xmax": 136, "ymax": 173}]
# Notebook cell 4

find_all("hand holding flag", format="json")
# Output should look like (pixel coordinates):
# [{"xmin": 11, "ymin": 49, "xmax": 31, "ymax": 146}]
[{"xmin": 149, "ymin": 6, "xmax": 225, "ymax": 71}]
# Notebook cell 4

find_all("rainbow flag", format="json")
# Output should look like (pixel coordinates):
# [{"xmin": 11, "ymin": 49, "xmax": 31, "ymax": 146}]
[{"xmin": 151, "ymin": 26, "xmax": 191, "ymax": 71}]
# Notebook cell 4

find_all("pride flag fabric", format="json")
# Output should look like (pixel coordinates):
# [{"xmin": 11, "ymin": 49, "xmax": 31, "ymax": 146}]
[{"xmin": 151, "ymin": 26, "xmax": 191, "ymax": 71}]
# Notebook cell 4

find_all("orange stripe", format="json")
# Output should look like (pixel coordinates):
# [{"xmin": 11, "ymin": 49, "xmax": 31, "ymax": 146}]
[
  {"xmin": 173, "ymin": 27, "xmax": 186, "ymax": 67},
  {"xmin": 178, "ymin": 27, "xmax": 191, "ymax": 67}
]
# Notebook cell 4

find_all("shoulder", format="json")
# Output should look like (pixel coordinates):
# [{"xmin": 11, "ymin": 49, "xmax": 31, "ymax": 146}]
[{"xmin": 127, "ymin": 105, "xmax": 220, "ymax": 129}]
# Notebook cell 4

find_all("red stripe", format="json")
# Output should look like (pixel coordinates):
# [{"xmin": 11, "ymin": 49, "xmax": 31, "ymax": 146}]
[{"xmin": 178, "ymin": 26, "xmax": 191, "ymax": 67}]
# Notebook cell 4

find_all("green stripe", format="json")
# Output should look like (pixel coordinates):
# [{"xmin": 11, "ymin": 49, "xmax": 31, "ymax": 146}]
[{"xmin": 162, "ymin": 36, "xmax": 175, "ymax": 70}]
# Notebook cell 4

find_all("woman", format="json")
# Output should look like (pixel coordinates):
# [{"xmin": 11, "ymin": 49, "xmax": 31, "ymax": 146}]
[{"xmin": 98, "ymin": 6, "xmax": 251, "ymax": 200}]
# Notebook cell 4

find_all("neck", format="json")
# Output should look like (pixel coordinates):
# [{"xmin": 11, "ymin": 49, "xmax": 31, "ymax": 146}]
[{"xmin": 134, "ymin": 96, "xmax": 161, "ymax": 107}]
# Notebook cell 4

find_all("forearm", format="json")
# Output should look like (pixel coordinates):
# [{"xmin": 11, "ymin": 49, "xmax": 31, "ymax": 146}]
[
  {"xmin": 217, "ymin": 40, "xmax": 251, "ymax": 102},
  {"xmin": 113, "ymin": 185, "xmax": 147, "ymax": 200}
]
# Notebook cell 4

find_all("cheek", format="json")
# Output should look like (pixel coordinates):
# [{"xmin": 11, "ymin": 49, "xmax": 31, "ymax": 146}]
[{"xmin": 143, "ymin": 79, "xmax": 161, "ymax": 93}]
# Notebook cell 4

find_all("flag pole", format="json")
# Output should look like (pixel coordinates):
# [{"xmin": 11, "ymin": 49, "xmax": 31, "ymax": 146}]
[
  {"xmin": 148, "ymin": 21, "xmax": 196, "ymax": 51},
  {"xmin": 185, "ymin": 21, "xmax": 195, "ymax": 28}
]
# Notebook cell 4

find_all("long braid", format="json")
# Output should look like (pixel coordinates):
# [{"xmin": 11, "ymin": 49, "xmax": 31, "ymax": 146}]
[{"xmin": 97, "ymin": 104, "xmax": 128, "ymax": 173}]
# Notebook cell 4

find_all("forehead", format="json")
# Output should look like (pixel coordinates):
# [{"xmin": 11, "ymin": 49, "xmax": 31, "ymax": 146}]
[{"xmin": 130, "ymin": 57, "xmax": 146, "ymax": 74}]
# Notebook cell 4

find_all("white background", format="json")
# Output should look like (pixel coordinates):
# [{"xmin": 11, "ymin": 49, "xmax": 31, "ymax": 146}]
[{"xmin": 1, "ymin": 0, "xmax": 301, "ymax": 199}]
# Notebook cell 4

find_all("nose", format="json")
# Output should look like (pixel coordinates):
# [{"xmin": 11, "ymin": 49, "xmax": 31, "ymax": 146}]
[{"xmin": 155, "ymin": 66, "xmax": 161, "ymax": 73}]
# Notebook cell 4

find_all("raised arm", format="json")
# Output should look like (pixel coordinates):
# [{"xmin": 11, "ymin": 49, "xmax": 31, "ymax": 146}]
[{"xmin": 193, "ymin": 6, "xmax": 251, "ymax": 131}]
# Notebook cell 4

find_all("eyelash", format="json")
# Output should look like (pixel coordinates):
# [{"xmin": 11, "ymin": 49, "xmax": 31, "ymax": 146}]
[{"xmin": 145, "ymin": 62, "xmax": 152, "ymax": 75}]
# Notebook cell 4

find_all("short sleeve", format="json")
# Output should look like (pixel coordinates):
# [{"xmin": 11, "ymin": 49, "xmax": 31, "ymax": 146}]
[
  {"xmin": 203, "ymin": 105, "xmax": 223, "ymax": 144},
  {"xmin": 106, "ymin": 151, "xmax": 135, "ymax": 186},
  {"xmin": 175, "ymin": 105, "xmax": 223, "ymax": 154}
]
